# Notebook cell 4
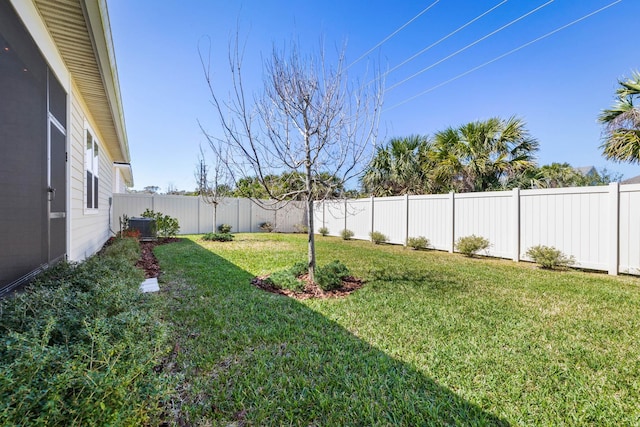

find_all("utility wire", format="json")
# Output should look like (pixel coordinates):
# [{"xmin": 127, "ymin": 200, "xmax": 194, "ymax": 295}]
[
  {"xmin": 346, "ymin": 0, "xmax": 441, "ymax": 70},
  {"xmin": 379, "ymin": 0, "xmax": 508, "ymax": 82},
  {"xmin": 384, "ymin": 0, "xmax": 623, "ymax": 112},
  {"xmin": 386, "ymin": 0, "xmax": 554, "ymax": 92}
]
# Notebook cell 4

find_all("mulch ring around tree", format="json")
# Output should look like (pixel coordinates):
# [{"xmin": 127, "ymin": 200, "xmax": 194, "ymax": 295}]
[
  {"xmin": 251, "ymin": 274, "xmax": 364, "ymax": 300},
  {"xmin": 137, "ymin": 238, "xmax": 179, "ymax": 278}
]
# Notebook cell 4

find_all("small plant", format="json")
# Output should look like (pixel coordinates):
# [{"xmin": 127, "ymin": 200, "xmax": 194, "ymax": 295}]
[
  {"xmin": 259, "ymin": 222, "xmax": 274, "ymax": 232},
  {"xmin": 141, "ymin": 209, "xmax": 180, "ymax": 238},
  {"xmin": 318, "ymin": 226, "xmax": 329, "ymax": 236},
  {"xmin": 341, "ymin": 229, "xmax": 354, "ymax": 240},
  {"xmin": 407, "ymin": 236, "xmax": 430, "ymax": 250},
  {"xmin": 202, "ymin": 232, "xmax": 234, "ymax": 242},
  {"xmin": 369, "ymin": 231, "xmax": 388, "ymax": 245},
  {"xmin": 293, "ymin": 223, "xmax": 308, "ymax": 234},
  {"xmin": 268, "ymin": 270, "xmax": 305, "ymax": 292},
  {"xmin": 455, "ymin": 235, "xmax": 490, "ymax": 257},
  {"xmin": 217, "ymin": 224, "xmax": 232, "ymax": 233},
  {"xmin": 526, "ymin": 245, "xmax": 575, "ymax": 269},
  {"xmin": 316, "ymin": 260, "xmax": 350, "ymax": 291},
  {"xmin": 289, "ymin": 261, "xmax": 309, "ymax": 278}
]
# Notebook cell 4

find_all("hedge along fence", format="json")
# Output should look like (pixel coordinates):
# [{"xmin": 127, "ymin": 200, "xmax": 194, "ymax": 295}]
[
  {"xmin": 113, "ymin": 194, "xmax": 307, "ymax": 235},
  {"xmin": 314, "ymin": 183, "xmax": 640, "ymax": 276}
]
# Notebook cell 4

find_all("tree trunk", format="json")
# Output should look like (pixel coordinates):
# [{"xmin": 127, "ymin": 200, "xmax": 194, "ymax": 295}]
[{"xmin": 307, "ymin": 195, "xmax": 316, "ymax": 283}]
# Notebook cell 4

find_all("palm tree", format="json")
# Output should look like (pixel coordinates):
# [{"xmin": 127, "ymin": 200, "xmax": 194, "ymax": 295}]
[
  {"xmin": 599, "ymin": 71, "xmax": 640, "ymax": 164},
  {"xmin": 361, "ymin": 135, "xmax": 430, "ymax": 196},
  {"xmin": 432, "ymin": 117, "xmax": 539, "ymax": 192}
]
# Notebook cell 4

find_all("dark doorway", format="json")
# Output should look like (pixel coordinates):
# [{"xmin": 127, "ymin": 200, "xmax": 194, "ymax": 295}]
[{"xmin": 0, "ymin": 2, "xmax": 67, "ymax": 294}]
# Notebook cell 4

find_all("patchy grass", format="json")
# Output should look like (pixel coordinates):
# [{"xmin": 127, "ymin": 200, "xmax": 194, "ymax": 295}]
[{"xmin": 155, "ymin": 233, "xmax": 640, "ymax": 426}]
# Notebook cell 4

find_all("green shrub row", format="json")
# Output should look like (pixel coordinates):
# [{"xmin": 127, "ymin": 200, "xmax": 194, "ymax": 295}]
[
  {"xmin": 0, "ymin": 237, "xmax": 171, "ymax": 426},
  {"xmin": 203, "ymin": 232, "xmax": 234, "ymax": 242}
]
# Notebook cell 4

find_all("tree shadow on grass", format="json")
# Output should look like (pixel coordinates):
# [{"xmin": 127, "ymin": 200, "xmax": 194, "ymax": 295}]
[{"xmin": 155, "ymin": 239, "xmax": 510, "ymax": 426}]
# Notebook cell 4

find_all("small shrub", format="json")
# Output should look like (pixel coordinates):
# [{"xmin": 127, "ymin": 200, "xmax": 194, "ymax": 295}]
[
  {"xmin": 260, "ymin": 222, "xmax": 274, "ymax": 232},
  {"xmin": 141, "ymin": 209, "xmax": 180, "ymax": 238},
  {"xmin": 526, "ymin": 245, "xmax": 575, "ymax": 269},
  {"xmin": 318, "ymin": 226, "xmax": 329, "ymax": 236},
  {"xmin": 455, "ymin": 235, "xmax": 490, "ymax": 257},
  {"xmin": 217, "ymin": 224, "xmax": 232, "ymax": 233},
  {"xmin": 0, "ymin": 235, "xmax": 169, "ymax": 425},
  {"xmin": 293, "ymin": 223, "xmax": 308, "ymax": 234},
  {"xmin": 341, "ymin": 229, "xmax": 354, "ymax": 240},
  {"xmin": 407, "ymin": 236, "xmax": 430, "ymax": 250},
  {"xmin": 202, "ymin": 232, "xmax": 234, "ymax": 242},
  {"xmin": 289, "ymin": 261, "xmax": 308, "ymax": 278},
  {"xmin": 369, "ymin": 231, "xmax": 388, "ymax": 245},
  {"xmin": 316, "ymin": 260, "xmax": 350, "ymax": 291},
  {"xmin": 269, "ymin": 270, "xmax": 305, "ymax": 292}
]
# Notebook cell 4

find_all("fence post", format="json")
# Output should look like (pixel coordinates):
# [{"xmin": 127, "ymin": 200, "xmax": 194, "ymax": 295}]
[
  {"xmin": 404, "ymin": 194, "xmax": 410, "ymax": 246},
  {"xmin": 370, "ymin": 196, "xmax": 375, "ymax": 241},
  {"xmin": 344, "ymin": 198, "xmax": 348, "ymax": 233},
  {"xmin": 609, "ymin": 182, "xmax": 620, "ymax": 275},
  {"xmin": 512, "ymin": 188, "xmax": 520, "ymax": 262},
  {"xmin": 448, "ymin": 191, "xmax": 455, "ymax": 253},
  {"xmin": 322, "ymin": 200, "xmax": 326, "ymax": 230}
]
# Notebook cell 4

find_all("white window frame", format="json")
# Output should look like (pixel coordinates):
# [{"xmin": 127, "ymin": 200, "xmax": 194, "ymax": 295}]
[{"xmin": 84, "ymin": 123, "xmax": 100, "ymax": 214}]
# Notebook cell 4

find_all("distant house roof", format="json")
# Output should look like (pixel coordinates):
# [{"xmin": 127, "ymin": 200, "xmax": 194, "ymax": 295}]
[
  {"xmin": 622, "ymin": 175, "xmax": 640, "ymax": 185},
  {"xmin": 575, "ymin": 166, "xmax": 597, "ymax": 176}
]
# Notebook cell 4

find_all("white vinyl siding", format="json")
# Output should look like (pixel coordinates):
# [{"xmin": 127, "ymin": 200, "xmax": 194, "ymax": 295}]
[{"xmin": 68, "ymin": 86, "xmax": 115, "ymax": 261}]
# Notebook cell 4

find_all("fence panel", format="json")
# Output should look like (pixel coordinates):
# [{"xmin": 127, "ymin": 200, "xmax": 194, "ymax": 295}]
[
  {"xmin": 619, "ymin": 184, "xmax": 640, "ymax": 275},
  {"xmin": 520, "ymin": 187, "xmax": 609, "ymax": 271},
  {"xmin": 323, "ymin": 200, "xmax": 346, "ymax": 237},
  {"xmin": 373, "ymin": 196, "xmax": 406, "ymax": 244},
  {"xmin": 454, "ymin": 191, "xmax": 513, "ymax": 258},
  {"xmin": 113, "ymin": 194, "xmax": 305, "ymax": 235},
  {"xmin": 313, "ymin": 201, "xmax": 324, "ymax": 234},
  {"xmin": 275, "ymin": 201, "xmax": 307, "ymax": 232},
  {"xmin": 112, "ymin": 194, "xmax": 153, "ymax": 231},
  {"xmin": 408, "ymin": 194, "xmax": 451, "ymax": 251},
  {"xmin": 215, "ymin": 198, "xmax": 240, "ymax": 232},
  {"xmin": 152, "ymin": 195, "xmax": 200, "ymax": 234},
  {"xmin": 346, "ymin": 199, "xmax": 371, "ymax": 240}
]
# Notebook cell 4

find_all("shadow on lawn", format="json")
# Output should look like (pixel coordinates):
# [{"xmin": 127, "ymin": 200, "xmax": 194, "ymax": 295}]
[{"xmin": 155, "ymin": 239, "xmax": 509, "ymax": 426}]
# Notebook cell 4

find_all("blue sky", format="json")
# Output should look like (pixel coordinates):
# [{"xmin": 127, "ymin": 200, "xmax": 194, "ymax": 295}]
[{"xmin": 108, "ymin": 0, "xmax": 639, "ymax": 192}]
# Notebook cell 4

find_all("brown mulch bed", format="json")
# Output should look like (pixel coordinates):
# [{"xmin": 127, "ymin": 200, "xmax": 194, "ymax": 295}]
[
  {"xmin": 251, "ymin": 274, "xmax": 364, "ymax": 300},
  {"xmin": 136, "ymin": 238, "xmax": 179, "ymax": 278}
]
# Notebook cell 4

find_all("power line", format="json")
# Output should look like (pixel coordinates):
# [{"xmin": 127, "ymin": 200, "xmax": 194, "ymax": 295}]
[
  {"xmin": 380, "ymin": 0, "xmax": 508, "ymax": 81},
  {"xmin": 386, "ymin": 0, "xmax": 554, "ymax": 92},
  {"xmin": 346, "ymin": 0, "xmax": 441, "ymax": 70},
  {"xmin": 384, "ymin": 0, "xmax": 623, "ymax": 112}
]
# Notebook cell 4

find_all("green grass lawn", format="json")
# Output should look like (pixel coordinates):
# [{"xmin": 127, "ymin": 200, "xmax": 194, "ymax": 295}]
[{"xmin": 154, "ymin": 233, "xmax": 640, "ymax": 426}]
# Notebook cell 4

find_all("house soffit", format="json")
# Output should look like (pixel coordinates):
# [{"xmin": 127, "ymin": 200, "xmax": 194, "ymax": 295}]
[{"xmin": 33, "ymin": 0, "xmax": 130, "ymax": 163}]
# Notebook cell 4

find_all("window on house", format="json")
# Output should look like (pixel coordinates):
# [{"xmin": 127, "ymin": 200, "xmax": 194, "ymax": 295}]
[{"xmin": 85, "ymin": 129, "xmax": 99, "ymax": 209}]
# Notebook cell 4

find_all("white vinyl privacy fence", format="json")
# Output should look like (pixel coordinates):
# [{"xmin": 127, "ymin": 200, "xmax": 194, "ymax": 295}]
[
  {"xmin": 313, "ymin": 183, "xmax": 640, "ymax": 276},
  {"xmin": 113, "ymin": 194, "xmax": 306, "ymax": 234}
]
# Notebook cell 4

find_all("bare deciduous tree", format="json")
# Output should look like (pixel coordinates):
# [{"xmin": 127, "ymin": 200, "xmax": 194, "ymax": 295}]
[
  {"xmin": 199, "ymin": 37, "xmax": 383, "ymax": 281},
  {"xmin": 196, "ymin": 145, "xmax": 231, "ymax": 230}
]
